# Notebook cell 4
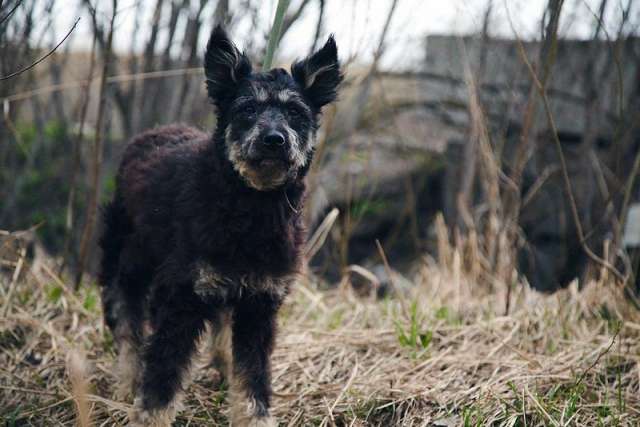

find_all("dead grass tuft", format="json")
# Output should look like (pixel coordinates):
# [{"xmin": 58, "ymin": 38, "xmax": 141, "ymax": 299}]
[{"xmin": 1, "ymin": 231, "xmax": 639, "ymax": 426}]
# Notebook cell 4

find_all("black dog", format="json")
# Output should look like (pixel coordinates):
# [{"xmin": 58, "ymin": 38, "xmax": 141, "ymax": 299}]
[{"xmin": 98, "ymin": 26, "xmax": 341, "ymax": 426}]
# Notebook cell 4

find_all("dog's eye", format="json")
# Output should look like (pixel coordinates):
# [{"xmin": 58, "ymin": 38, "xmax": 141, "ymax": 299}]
[
  {"xmin": 242, "ymin": 105, "xmax": 256, "ymax": 115},
  {"xmin": 287, "ymin": 106, "xmax": 301, "ymax": 118}
]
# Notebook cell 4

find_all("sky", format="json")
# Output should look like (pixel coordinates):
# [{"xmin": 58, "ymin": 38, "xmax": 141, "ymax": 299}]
[{"xmin": 48, "ymin": 0, "xmax": 638, "ymax": 70}]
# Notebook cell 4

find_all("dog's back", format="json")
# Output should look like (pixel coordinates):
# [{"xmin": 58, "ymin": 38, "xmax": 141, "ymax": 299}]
[
  {"xmin": 117, "ymin": 125, "xmax": 206, "ymax": 222},
  {"xmin": 98, "ymin": 124, "xmax": 206, "ymax": 331}
]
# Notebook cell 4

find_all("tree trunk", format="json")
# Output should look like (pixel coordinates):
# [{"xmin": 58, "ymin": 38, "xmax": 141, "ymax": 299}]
[{"xmin": 75, "ymin": 0, "xmax": 118, "ymax": 288}]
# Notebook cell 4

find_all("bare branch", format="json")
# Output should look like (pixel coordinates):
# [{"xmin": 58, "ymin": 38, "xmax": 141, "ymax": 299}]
[
  {"xmin": 0, "ymin": 0, "xmax": 22, "ymax": 26},
  {"xmin": 0, "ymin": 17, "xmax": 80, "ymax": 81},
  {"xmin": 75, "ymin": 1, "xmax": 117, "ymax": 288},
  {"xmin": 278, "ymin": 0, "xmax": 312, "ymax": 43},
  {"xmin": 60, "ymin": 33, "xmax": 98, "ymax": 274},
  {"xmin": 515, "ymin": 35, "xmax": 626, "ymax": 283},
  {"xmin": 309, "ymin": 0, "xmax": 325, "ymax": 54}
]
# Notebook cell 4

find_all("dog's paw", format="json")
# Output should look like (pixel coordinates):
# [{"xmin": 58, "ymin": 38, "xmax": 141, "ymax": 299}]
[
  {"xmin": 114, "ymin": 343, "xmax": 141, "ymax": 402},
  {"xmin": 113, "ymin": 384, "xmax": 132, "ymax": 403},
  {"xmin": 127, "ymin": 397, "xmax": 177, "ymax": 427},
  {"xmin": 232, "ymin": 415, "xmax": 277, "ymax": 427},
  {"xmin": 113, "ymin": 373, "xmax": 136, "ymax": 402}
]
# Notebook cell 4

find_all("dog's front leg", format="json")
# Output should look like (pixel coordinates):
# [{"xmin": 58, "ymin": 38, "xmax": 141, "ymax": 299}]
[
  {"xmin": 229, "ymin": 293, "xmax": 281, "ymax": 427},
  {"xmin": 129, "ymin": 289, "xmax": 208, "ymax": 427}
]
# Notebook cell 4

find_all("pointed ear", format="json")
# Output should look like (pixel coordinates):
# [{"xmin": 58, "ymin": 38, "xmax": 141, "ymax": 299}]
[
  {"xmin": 204, "ymin": 26, "xmax": 252, "ymax": 107},
  {"xmin": 291, "ymin": 35, "xmax": 343, "ymax": 111}
]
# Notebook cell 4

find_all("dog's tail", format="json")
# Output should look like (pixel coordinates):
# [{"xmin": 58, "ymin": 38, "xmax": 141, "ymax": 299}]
[{"xmin": 98, "ymin": 194, "xmax": 132, "ymax": 289}]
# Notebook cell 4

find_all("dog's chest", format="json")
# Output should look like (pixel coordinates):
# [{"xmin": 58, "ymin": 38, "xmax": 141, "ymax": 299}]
[
  {"xmin": 193, "ymin": 191, "xmax": 304, "ymax": 276},
  {"xmin": 192, "ymin": 261, "xmax": 292, "ymax": 300}
]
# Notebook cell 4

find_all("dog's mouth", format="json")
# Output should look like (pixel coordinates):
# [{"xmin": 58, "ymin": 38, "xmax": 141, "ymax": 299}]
[
  {"xmin": 227, "ymin": 143, "xmax": 294, "ymax": 190},
  {"xmin": 232, "ymin": 157, "xmax": 291, "ymax": 191},
  {"xmin": 253, "ymin": 158, "xmax": 288, "ymax": 169},
  {"xmin": 247, "ymin": 152, "xmax": 291, "ymax": 170}
]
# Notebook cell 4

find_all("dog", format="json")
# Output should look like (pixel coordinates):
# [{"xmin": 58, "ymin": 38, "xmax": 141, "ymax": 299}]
[{"xmin": 98, "ymin": 26, "xmax": 342, "ymax": 426}]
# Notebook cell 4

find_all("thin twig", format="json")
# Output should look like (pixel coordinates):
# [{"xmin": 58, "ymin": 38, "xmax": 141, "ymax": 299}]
[
  {"xmin": 526, "ymin": 385, "xmax": 560, "ymax": 427},
  {"xmin": 375, "ymin": 239, "xmax": 408, "ymax": 317},
  {"xmin": 521, "ymin": 165, "xmax": 560, "ymax": 208},
  {"xmin": 2, "ymin": 67, "xmax": 202, "ymax": 104},
  {"xmin": 0, "ymin": 17, "xmax": 80, "ymax": 81},
  {"xmin": 329, "ymin": 359, "xmax": 358, "ymax": 413},
  {"xmin": 0, "ymin": 0, "xmax": 22, "ymax": 25},
  {"xmin": 579, "ymin": 0, "xmax": 635, "ymax": 253},
  {"xmin": 514, "ymin": 37, "xmax": 626, "ymax": 283},
  {"xmin": 574, "ymin": 324, "xmax": 620, "ymax": 388},
  {"xmin": 1, "ymin": 246, "xmax": 25, "ymax": 317}
]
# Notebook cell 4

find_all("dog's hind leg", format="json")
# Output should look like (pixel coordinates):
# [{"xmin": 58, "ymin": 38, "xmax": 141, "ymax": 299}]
[
  {"xmin": 209, "ymin": 309, "xmax": 233, "ymax": 382},
  {"xmin": 104, "ymin": 287, "xmax": 144, "ymax": 399},
  {"xmin": 99, "ymin": 199, "xmax": 146, "ymax": 400},
  {"xmin": 102, "ymin": 252, "xmax": 148, "ymax": 400}
]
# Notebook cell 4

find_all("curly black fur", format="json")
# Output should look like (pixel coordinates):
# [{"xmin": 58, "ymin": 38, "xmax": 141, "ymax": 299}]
[{"xmin": 98, "ymin": 26, "xmax": 341, "ymax": 425}]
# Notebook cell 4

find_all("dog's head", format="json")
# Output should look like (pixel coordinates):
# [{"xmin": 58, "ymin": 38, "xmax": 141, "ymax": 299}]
[{"xmin": 204, "ymin": 26, "xmax": 342, "ymax": 191}]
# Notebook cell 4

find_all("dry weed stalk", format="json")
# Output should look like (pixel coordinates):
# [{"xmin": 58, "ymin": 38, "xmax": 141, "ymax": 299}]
[{"xmin": 66, "ymin": 350, "xmax": 92, "ymax": 427}]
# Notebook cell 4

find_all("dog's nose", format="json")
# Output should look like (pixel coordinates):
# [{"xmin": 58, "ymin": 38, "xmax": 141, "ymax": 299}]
[{"xmin": 262, "ymin": 131, "xmax": 286, "ymax": 147}]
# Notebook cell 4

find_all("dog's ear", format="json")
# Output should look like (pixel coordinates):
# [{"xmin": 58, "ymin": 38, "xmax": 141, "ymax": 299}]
[
  {"xmin": 291, "ymin": 35, "xmax": 342, "ymax": 111},
  {"xmin": 204, "ymin": 26, "xmax": 252, "ymax": 107}
]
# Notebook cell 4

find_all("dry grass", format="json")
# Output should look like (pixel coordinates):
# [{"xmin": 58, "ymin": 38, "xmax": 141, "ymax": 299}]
[{"xmin": 1, "ymin": 230, "xmax": 640, "ymax": 427}]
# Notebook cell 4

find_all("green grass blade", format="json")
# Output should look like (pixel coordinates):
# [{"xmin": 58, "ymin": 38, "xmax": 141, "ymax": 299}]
[{"xmin": 262, "ymin": 0, "xmax": 291, "ymax": 71}]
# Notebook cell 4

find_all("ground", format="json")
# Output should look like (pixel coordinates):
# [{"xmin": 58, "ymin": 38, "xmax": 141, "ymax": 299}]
[{"xmin": 1, "ymin": 232, "xmax": 640, "ymax": 426}]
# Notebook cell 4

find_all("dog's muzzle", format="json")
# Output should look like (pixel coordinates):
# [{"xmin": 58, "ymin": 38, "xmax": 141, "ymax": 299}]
[{"xmin": 248, "ymin": 130, "xmax": 291, "ymax": 168}]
